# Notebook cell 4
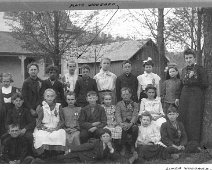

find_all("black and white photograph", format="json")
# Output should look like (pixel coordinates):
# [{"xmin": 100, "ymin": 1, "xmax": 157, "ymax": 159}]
[{"xmin": 0, "ymin": 0, "xmax": 212, "ymax": 167}]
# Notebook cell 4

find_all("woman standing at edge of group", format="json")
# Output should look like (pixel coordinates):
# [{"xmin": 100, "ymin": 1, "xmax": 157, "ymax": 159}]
[{"xmin": 179, "ymin": 48, "xmax": 208, "ymax": 145}]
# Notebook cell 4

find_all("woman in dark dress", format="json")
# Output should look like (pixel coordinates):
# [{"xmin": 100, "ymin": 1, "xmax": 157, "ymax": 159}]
[{"xmin": 179, "ymin": 48, "xmax": 208, "ymax": 145}]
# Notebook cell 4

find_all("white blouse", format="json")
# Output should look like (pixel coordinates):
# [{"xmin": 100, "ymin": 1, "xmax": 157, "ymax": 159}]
[
  {"xmin": 42, "ymin": 101, "xmax": 61, "ymax": 129},
  {"xmin": 136, "ymin": 123, "xmax": 161, "ymax": 145},
  {"xmin": 137, "ymin": 72, "xmax": 161, "ymax": 90},
  {"xmin": 94, "ymin": 69, "xmax": 117, "ymax": 91},
  {"xmin": 2, "ymin": 86, "xmax": 12, "ymax": 103},
  {"xmin": 139, "ymin": 98, "xmax": 164, "ymax": 117}
]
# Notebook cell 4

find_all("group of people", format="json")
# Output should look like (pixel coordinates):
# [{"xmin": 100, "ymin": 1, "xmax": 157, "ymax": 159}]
[{"xmin": 0, "ymin": 47, "xmax": 208, "ymax": 164}]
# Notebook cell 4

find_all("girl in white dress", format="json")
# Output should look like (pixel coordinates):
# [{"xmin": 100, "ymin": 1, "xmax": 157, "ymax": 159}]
[
  {"xmin": 139, "ymin": 85, "xmax": 166, "ymax": 129},
  {"xmin": 33, "ymin": 89, "xmax": 66, "ymax": 155},
  {"xmin": 137, "ymin": 57, "xmax": 161, "ymax": 101}
]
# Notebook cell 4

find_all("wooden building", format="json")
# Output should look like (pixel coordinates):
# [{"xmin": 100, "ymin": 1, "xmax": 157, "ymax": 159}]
[
  {"xmin": 63, "ymin": 39, "xmax": 168, "ymax": 78},
  {"xmin": 0, "ymin": 31, "xmax": 47, "ymax": 88}
]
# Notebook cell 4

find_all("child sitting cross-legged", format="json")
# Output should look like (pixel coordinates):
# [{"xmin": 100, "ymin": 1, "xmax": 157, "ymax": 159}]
[
  {"xmin": 52, "ymin": 128, "xmax": 119, "ymax": 163},
  {"xmin": 1, "ymin": 124, "xmax": 34, "ymax": 164},
  {"xmin": 130, "ymin": 112, "xmax": 170, "ymax": 163},
  {"xmin": 33, "ymin": 89, "xmax": 66, "ymax": 157},
  {"xmin": 62, "ymin": 92, "xmax": 81, "ymax": 148},
  {"xmin": 78, "ymin": 91, "xmax": 107, "ymax": 144},
  {"xmin": 160, "ymin": 104, "xmax": 189, "ymax": 156}
]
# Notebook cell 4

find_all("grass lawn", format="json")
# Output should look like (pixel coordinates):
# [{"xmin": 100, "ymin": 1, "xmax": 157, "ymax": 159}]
[{"xmin": 105, "ymin": 149, "xmax": 212, "ymax": 164}]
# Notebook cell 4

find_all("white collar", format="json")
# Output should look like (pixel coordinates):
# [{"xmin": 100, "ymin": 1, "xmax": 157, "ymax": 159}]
[
  {"xmin": 99, "ymin": 68, "xmax": 111, "ymax": 76},
  {"xmin": 2, "ymin": 86, "xmax": 12, "ymax": 94}
]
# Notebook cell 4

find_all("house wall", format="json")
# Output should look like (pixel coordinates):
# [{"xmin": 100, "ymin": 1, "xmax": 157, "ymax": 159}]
[
  {"xmin": 0, "ymin": 56, "xmax": 22, "ymax": 88},
  {"xmin": 131, "ymin": 43, "xmax": 160, "ymax": 77}
]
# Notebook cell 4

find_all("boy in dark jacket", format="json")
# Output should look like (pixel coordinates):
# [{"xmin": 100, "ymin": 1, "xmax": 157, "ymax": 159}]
[
  {"xmin": 116, "ymin": 60, "xmax": 138, "ymax": 103},
  {"xmin": 40, "ymin": 65, "xmax": 66, "ymax": 107},
  {"xmin": 6, "ymin": 93, "xmax": 35, "ymax": 153},
  {"xmin": 160, "ymin": 104, "xmax": 187, "ymax": 155},
  {"xmin": 54, "ymin": 128, "xmax": 119, "ymax": 163},
  {"xmin": 74, "ymin": 64, "xmax": 98, "ymax": 107},
  {"xmin": 1, "ymin": 124, "xmax": 34, "ymax": 164},
  {"xmin": 78, "ymin": 91, "xmax": 107, "ymax": 144}
]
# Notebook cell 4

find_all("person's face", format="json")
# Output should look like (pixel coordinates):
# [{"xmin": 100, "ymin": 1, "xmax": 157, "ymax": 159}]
[
  {"xmin": 101, "ymin": 59, "xmax": 110, "ymax": 71},
  {"xmin": 2, "ymin": 77, "xmax": 11, "ymax": 88},
  {"xmin": 9, "ymin": 126, "xmax": 20, "ymax": 138},
  {"xmin": 121, "ymin": 90, "xmax": 132, "ymax": 101},
  {"xmin": 82, "ymin": 68, "xmax": 90, "ymax": 78},
  {"xmin": 68, "ymin": 63, "xmax": 76, "ymax": 74},
  {"xmin": 185, "ymin": 54, "xmax": 195, "ymax": 66},
  {"xmin": 103, "ymin": 95, "xmax": 112, "ymax": 106},
  {"xmin": 169, "ymin": 68, "xmax": 178, "ymax": 78},
  {"xmin": 13, "ymin": 97, "xmax": 24, "ymax": 108},
  {"xmin": 66, "ymin": 95, "xmax": 76, "ymax": 106},
  {"xmin": 144, "ymin": 65, "xmax": 153, "ymax": 73},
  {"xmin": 167, "ymin": 112, "xmax": 178, "ymax": 122},
  {"xmin": 87, "ymin": 95, "xmax": 98, "ymax": 106},
  {"xmin": 28, "ymin": 65, "xmax": 39, "ymax": 77},
  {"xmin": 140, "ymin": 116, "xmax": 151, "ymax": 127},
  {"xmin": 49, "ymin": 70, "xmax": 57, "ymax": 81},
  {"xmin": 44, "ymin": 91, "xmax": 56, "ymax": 105},
  {"xmin": 100, "ymin": 133, "xmax": 111, "ymax": 144},
  {"xmin": 122, "ymin": 63, "xmax": 132, "ymax": 74},
  {"xmin": 146, "ymin": 89, "xmax": 156, "ymax": 99}
]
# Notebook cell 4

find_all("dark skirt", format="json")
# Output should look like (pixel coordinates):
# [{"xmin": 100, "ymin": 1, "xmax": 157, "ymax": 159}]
[{"xmin": 179, "ymin": 86, "xmax": 204, "ymax": 143}]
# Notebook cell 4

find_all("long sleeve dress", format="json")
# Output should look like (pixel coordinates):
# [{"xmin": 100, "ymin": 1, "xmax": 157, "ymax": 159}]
[{"xmin": 178, "ymin": 64, "xmax": 208, "ymax": 143}]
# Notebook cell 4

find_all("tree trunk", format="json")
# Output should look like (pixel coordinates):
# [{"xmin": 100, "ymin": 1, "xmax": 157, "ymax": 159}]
[
  {"xmin": 53, "ymin": 11, "xmax": 61, "ymax": 73},
  {"xmin": 197, "ymin": 8, "xmax": 203, "ymax": 65},
  {"xmin": 202, "ymin": 8, "xmax": 212, "ymax": 147},
  {"xmin": 157, "ymin": 8, "xmax": 166, "ymax": 81},
  {"xmin": 190, "ymin": 8, "xmax": 195, "ymax": 49}
]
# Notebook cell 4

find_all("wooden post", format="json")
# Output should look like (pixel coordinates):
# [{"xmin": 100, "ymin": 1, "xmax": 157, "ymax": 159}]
[{"xmin": 18, "ymin": 55, "xmax": 26, "ymax": 82}]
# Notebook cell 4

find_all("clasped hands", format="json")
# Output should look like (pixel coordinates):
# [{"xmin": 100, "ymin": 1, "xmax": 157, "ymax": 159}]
[
  {"xmin": 120, "ymin": 122, "xmax": 133, "ymax": 131},
  {"xmin": 88, "ymin": 122, "xmax": 101, "ymax": 133}
]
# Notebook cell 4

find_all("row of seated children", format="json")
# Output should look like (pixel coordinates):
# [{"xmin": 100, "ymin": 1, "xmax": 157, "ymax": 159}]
[
  {"xmin": 0, "ymin": 86, "xmax": 137, "ymax": 163},
  {"xmin": 0, "ymin": 84, "xmax": 198, "ymax": 164}
]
